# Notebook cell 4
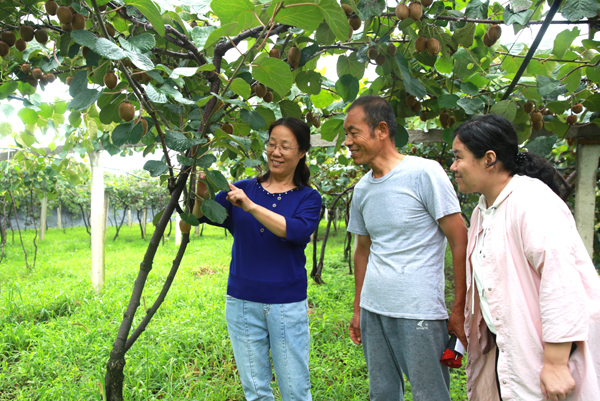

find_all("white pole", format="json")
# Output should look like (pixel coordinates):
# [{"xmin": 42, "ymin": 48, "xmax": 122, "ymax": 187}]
[
  {"xmin": 195, "ymin": 224, "xmax": 200, "ymax": 236},
  {"xmin": 57, "ymin": 205, "xmax": 62, "ymax": 230},
  {"xmin": 175, "ymin": 211, "xmax": 182, "ymax": 245},
  {"xmin": 574, "ymin": 143, "xmax": 600, "ymax": 258},
  {"xmin": 103, "ymin": 190, "xmax": 110, "ymax": 240},
  {"xmin": 142, "ymin": 208, "xmax": 147, "ymax": 238},
  {"xmin": 128, "ymin": 209, "xmax": 132, "ymax": 228},
  {"xmin": 40, "ymin": 196, "xmax": 48, "ymax": 241},
  {"xmin": 89, "ymin": 150, "xmax": 106, "ymax": 295}
]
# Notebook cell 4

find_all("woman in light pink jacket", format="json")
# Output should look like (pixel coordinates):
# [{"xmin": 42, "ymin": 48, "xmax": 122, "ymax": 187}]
[{"xmin": 450, "ymin": 114, "xmax": 600, "ymax": 401}]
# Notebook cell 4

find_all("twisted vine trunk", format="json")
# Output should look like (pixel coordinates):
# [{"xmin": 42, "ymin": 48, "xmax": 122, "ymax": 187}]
[{"xmin": 104, "ymin": 172, "xmax": 189, "ymax": 400}]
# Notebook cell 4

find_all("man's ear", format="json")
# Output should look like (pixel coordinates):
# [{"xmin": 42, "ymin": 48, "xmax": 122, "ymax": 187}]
[{"xmin": 378, "ymin": 122, "xmax": 390, "ymax": 139}]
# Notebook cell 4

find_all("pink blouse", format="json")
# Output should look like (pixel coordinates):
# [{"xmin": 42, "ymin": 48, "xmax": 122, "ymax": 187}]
[{"xmin": 464, "ymin": 175, "xmax": 600, "ymax": 400}]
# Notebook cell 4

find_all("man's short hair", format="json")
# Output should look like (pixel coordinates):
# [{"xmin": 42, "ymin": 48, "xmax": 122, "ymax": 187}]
[{"xmin": 347, "ymin": 96, "xmax": 397, "ymax": 141}]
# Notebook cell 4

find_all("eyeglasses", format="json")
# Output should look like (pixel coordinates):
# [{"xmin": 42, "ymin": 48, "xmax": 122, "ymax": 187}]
[{"xmin": 266, "ymin": 143, "xmax": 298, "ymax": 153}]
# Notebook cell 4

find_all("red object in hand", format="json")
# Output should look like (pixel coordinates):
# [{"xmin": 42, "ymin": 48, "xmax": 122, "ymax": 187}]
[{"xmin": 440, "ymin": 334, "xmax": 464, "ymax": 369}]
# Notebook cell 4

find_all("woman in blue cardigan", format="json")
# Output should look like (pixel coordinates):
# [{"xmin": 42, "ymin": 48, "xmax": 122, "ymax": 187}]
[{"xmin": 193, "ymin": 117, "xmax": 322, "ymax": 400}]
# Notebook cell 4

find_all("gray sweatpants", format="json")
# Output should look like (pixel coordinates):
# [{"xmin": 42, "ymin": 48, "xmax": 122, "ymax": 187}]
[{"xmin": 361, "ymin": 308, "xmax": 451, "ymax": 401}]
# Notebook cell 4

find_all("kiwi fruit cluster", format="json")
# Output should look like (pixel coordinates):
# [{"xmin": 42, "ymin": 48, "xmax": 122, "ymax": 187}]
[
  {"xmin": 305, "ymin": 111, "xmax": 320, "ymax": 128},
  {"xmin": 414, "ymin": 36, "xmax": 440, "ymax": 56},
  {"xmin": 287, "ymin": 46, "xmax": 300, "ymax": 69},
  {"xmin": 253, "ymin": 83, "xmax": 273, "ymax": 103},
  {"xmin": 483, "ymin": 24, "xmax": 502, "ymax": 47}
]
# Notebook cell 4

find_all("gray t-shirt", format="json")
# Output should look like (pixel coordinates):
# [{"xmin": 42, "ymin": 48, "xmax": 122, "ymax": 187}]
[{"xmin": 348, "ymin": 156, "xmax": 461, "ymax": 320}]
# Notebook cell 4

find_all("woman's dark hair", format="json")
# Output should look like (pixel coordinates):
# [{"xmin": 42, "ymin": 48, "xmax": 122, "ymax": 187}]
[
  {"xmin": 453, "ymin": 114, "xmax": 560, "ymax": 195},
  {"xmin": 257, "ymin": 117, "xmax": 312, "ymax": 188}
]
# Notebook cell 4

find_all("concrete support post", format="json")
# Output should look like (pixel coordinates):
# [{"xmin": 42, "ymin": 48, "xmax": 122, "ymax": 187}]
[
  {"xmin": 128, "ymin": 209, "xmax": 132, "ymax": 228},
  {"xmin": 40, "ymin": 196, "xmax": 48, "ymax": 240},
  {"xmin": 574, "ymin": 142, "xmax": 600, "ymax": 258},
  {"xmin": 89, "ymin": 150, "xmax": 106, "ymax": 295},
  {"xmin": 175, "ymin": 210, "xmax": 182, "ymax": 246},
  {"xmin": 142, "ymin": 208, "xmax": 147, "ymax": 238},
  {"xmin": 57, "ymin": 205, "xmax": 62, "ymax": 230},
  {"xmin": 104, "ymin": 190, "xmax": 110, "ymax": 240}
]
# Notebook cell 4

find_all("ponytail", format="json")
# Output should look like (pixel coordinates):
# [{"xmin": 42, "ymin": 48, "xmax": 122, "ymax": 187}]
[{"xmin": 513, "ymin": 152, "xmax": 560, "ymax": 195}]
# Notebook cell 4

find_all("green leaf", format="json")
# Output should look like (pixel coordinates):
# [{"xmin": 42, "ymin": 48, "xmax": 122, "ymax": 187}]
[
  {"xmin": 126, "ymin": 50, "xmax": 154, "ymax": 71},
  {"xmin": 337, "ymin": 53, "xmax": 365, "ymax": 80},
  {"xmin": 240, "ymin": 109, "xmax": 266, "ymax": 130},
  {"xmin": 111, "ymin": 122, "xmax": 134, "ymax": 147},
  {"xmin": 0, "ymin": 81, "xmax": 18, "ymax": 100},
  {"xmin": 180, "ymin": 212, "xmax": 200, "ymax": 226},
  {"xmin": 435, "ymin": 57, "xmax": 453, "ymax": 75},
  {"xmin": 315, "ymin": 21, "xmax": 336, "ymax": 46},
  {"xmin": 275, "ymin": 0, "xmax": 321, "ymax": 31},
  {"xmin": 457, "ymin": 97, "xmax": 485, "ymax": 114},
  {"xmin": 504, "ymin": 6, "xmax": 534, "ymax": 26},
  {"xmin": 583, "ymin": 93, "xmax": 600, "ymax": 112},
  {"xmin": 465, "ymin": 0, "xmax": 488, "ymax": 19},
  {"xmin": 124, "ymin": 33, "xmax": 156, "ymax": 53},
  {"xmin": 552, "ymin": 27, "xmax": 580, "ymax": 59},
  {"xmin": 152, "ymin": 209, "xmax": 164, "ymax": 226},
  {"xmin": 317, "ymin": 0, "xmax": 350, "ymax": 42},
  {"xmin": 537, "ymin": 75, "xmax": 567, "ymax": 101},
  {"xmin": 252, "ymin": 57, "xmax": 293, "ymax": 98},
  {"xmin": 490, "ymin": 100, "xmax": 517, "ymax": 122},
  {"xmin": 201, "ymin": 199, "xmax": 228, "ymax": 224},
  {"xmin": 165, "ymin": 130, "xmax": 204, "ymax": 152},
  {"xmin": 310, "ymin": 91, "xmax": 335, "ymax": 109},
  {"xmin": 335, "ymin": 74, "xmax": 359, "ymax": 102},
  {"xmin": 296, "ymin": 71, "xmax": 322, "ymax": 95},
  {"xmin": 229, "ymin": 78, "xmax": 251, "ymax": 99},
  {"xmin": 192, "ymin": 26, "xmax": 217, "ymax": 50},
  {"xmin": 279, "ymin": 100, "xmax": 303, "ymax": 119},
  {"xmin": 395, "ymin": 124, "xmax": 408, "ymax": 148},
  {"xmin": 438, "ymin": 94, "xmax": 459, "ymax": 109},
  {"xmin": 395, "ymin": 54, "xmax": 427, "ymax": 98},
  {"xmin": 206, "ymin": 170, "xmax": 229, "ymax": 192},
  {"xmin": 38, "ymin": 103, "xmax": 53, "ymax": 119},
  {"xmin": 69, "ymin": 70, "xmax": 89, "ymax": 98},
  {"xmin": 356, "ymin": 0, "xmax": 385, "ymax": 20},
  {"xmin": 255, "ymin": 106, "xmax": 276, "ymax": 129},
  {"xmin": 453, "ymin": 23, "xmax": 476, "ymax": 48},
  {"xmin": 124, "ymin": 0, "xmax": 165, "ymax": 37},
  {"xmin": 93, "ymin": 38, "xmax": 126, "ymax": 60},
  {"xmin": 170, "ymin": 67, "xmax": 201, "ymax": 79},
  {"xmin": 70, "ymin": 29, "xmax": 97, "ymax": 49},
  {"xmin": 204, "ymin": 22, "xmax": 239, "ymax": 50},
  {"xmin": 586, "ymin": 65, "xmax": 600, "ymax": 83},
  {"xmin": 0, "ymin": 104, "xmax": 14, "ymax": 118},
  {"xmin": 68, "ymin": 89, "xmax": 103, "ymax": 112},
  {"xmin": 211, "ymin": 0, "xmax": 254, "ymax": 25},
  {"xmin": 320, "ymin": 116, "xmax": 345, "ymax": 141},
  {"xmin": 144, "ymin": 160, "xmax": 169, "ymax": 177},
  {"xmin": 0, "ymin": 122, "xmax": 12, "ymax": 137},
  {"xmin": 525, "ymin": 135, "xmax": 557, "ymax": 156},
  {"xmin": 17, "ymin": 108, "xmax": 38, "ymax": 125},
  {"xmin": 460, "ymin": 82, "xmax": 479, "ymax": 96},
  {"xmin": 197, "ymin": 153, "xmax": 217, "ymax": 168},
  {"xmin": 561, "ymin": 0, "xmax": 600, "ymax": 21}
]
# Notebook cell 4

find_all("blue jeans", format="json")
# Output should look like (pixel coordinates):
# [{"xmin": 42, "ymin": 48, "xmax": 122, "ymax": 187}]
[{"xmin": 225, "ymin": 295, "xmax": 312, "ymax": 401}]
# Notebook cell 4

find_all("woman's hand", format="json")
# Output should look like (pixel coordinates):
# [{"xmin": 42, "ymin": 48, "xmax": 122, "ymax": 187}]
[
  {"xmin": 226, "ymin": 184, "xmax": 256, "ymax": 212},
  {"xmin": 196, "ymin": 172, "xmax": 210, "ymax": 200},
  {"xmin": 540, "ymin": 348, "xmax": 576, "ymax": 401}
]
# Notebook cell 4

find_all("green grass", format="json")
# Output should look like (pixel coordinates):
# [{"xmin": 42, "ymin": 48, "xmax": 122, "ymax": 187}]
[{"xmin": 0, "ymin": 222, "xmax": 467, "ymax": 400}]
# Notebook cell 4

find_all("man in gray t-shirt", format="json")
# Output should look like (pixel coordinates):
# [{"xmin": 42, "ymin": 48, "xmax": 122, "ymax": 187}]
[{"xmin": 344, "ymin": 96, "xmax": 467, "ymax": 401}]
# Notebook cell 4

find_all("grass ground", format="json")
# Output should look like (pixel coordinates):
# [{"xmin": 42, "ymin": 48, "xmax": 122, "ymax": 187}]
[{"xmin": 0, "ymin": 221, "xmax": 467, "ymax": 400}]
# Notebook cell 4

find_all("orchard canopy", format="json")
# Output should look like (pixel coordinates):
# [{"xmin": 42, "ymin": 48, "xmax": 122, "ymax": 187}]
[{"xmin": 0, "ymin": 0, "xmax": 599, "ymax": 217}]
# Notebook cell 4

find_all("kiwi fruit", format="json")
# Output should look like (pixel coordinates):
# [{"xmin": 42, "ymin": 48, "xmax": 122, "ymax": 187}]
[
  {"xmin": 367, "ymin": 47, "xmax": 378, "ymax": 60},
  {"xmin": 21, "ymin": 63, "xmax": 31, "ymax": 74},
  {"xmin": 263, "ymin": 91, "xmax": 273, "ymax": 103},
  {"xmin": 35, "ymin": 30, "xmax": 48, "ymax": 44},
  {"xmin": 566, "ymin": 114, "xmax": 577, "ymax": 125},
  {"xmin": 141, "ymin": 72, "xmax": 152, "ymax": 83},
  {"xmin": 72, "ymin": 14, "xmax": 86, "ymax": 30},
  {"xmin": 439, "ymin": 112, "xmax": 449, "ymax": 125},
  {"xmin": 269, "ymin": 48, "xmax": 280, "ymax": 59},
  {"xmin": 99, "ymin": 4, "xmax": 107, "ymax": 11},
  {"xmin": 348, "ymin": 26, "xmax": 354, "ymax": 40},
  {"xmin": 523, "ymin": 101, "xmax": 534, "ymax": 114},
  {"xmin": 411, "ymin": 101, "xmax": 422, "ymax": 113},
  {"xmin": 414, "ymin": 36, "xmax": 427, "ymax": 52},
  {"xmin": 2, "ymin": 31, "xmax": 16, "ymax": 47},
  {"xmin": 488, "ymin": 24, "xmax": 502, "ymax": 42},
  {"xmin": 406, "ymin": 95, "xmax": 417, "ymax": 107},
  {"xmin": 40, "ymin": 75, "xmax": 49, "ymax": 86},
  {"xmin": 105, "ymin": 23, "xmax": 116, "ymax": 37},
  {"xmin": 179, "ymin": 220, "xmax": 191, "ymax": 235},
  {"xmin": 420, "ymin": 112, "xmax": 428, "ymax": 122},
  {"xmin": 137, "ymin": 117, "xmax": 148, "ymax": 136},
  {"xmin": 543, "ymin": 108, "xmax": 552, "ymax": 116},
  {"xmin": 119, "ymin": 102, "xmax": 135, "ymax": 122},
  {"xmin": 375, "ymin": 54, "xmax": 386, "ymax": 65},
  {"xmin": 386, "ymin": 43, "xmax": 397, "ymax": 56},
  {"xmin": 411, "ymin": 146, "xmax": 417, "ymax": 155},
  {"xmin": 532, "ymin": 120, "xmax": 544, "ymax": 131},
  {"xmin": 306, "ymin": 112, "xmax": 314, "ymax": 125},
  {"xmin": 342, "ymin": 4, "xmax": 353, "ymax": 15},
  {"xmin": 349, "ymin": 16, "xmax": 361, "ymax": 30},
  {"xmin": 15, "ymin": 39, "xmax": 26, "ymax": 51},
  {"xmin": 46, "ymin": 73, "xmax": 55, "ymax": 83},
  {"xmin": 56, "ymin": 6, "xmax": 73, "ymax": 24},
  {"xmin": 255, "ymin": 83, "xmax": 267, "ymax": 98},
  {"xmin": 448, "ymin": 115, "xmax": 456, "ymax": 127},
  {"xmin": 483, "ymin": 33, "xmax": 495, "ymax": 47},
  {"xmin": 426, "ymin": 38, "xmax": 440, "ymax": 56},
  {"xmin": 62, "ymin": 23, "xmax": 73, "ymax": 32},
  {"xmin": 421, "ymin": 0, "xmax": 433, "ymax": 6},
  {"xmin": 66, "ymin": 76, "xmax": 74, "ymax": 85},
  {"xmin": 20, "ymin": 25, "xmax": 34, "ymax": 42},
  {"xmin": 222, "ymin": 123, "xmax": 234, "ymax": 134},
  {"xmin": 27, "ymin": 77, "xmax": 38, "ymax": 87},
  {"xmin": 45, "ymin": 0, "xmax": 58, "ymax": 15},
  {"xmin": 408, "ymin": 2, "xmax": 422, "ymax": 21},
  {"xmin": 82, "ymin": 47, "xmax": 90, "ymax": 58},
  {"xmin": 395, "ymin": 4, "xmax": 409, "ymax": 20},
  {"xmin": 68, "ymin": 5, "xmax": 77, "ymax": 15},
  {"xmin": 288, "ymin": 46, "xmax": 301, "ymax": 63},
  {"xmin": 104, "ymin": 72, "xmax": 118, "ymax": 89},
  {"xmin": 530, "ymin": 112, "xmax": 543, "ymax": 123},
  {"xmin": 32, "ymin": 68, "xmax": 43, "ymax": 79},
  {"xmin": 0, "ymin": 42, "xmax": 9, "ymax": 57},
  {"xmin": 571, "ymin": 103, "xmax": 583, "ymax": 114},
  {"xmin": 312, "ymin": 116, "xmax": 321, "ymax": 128}
]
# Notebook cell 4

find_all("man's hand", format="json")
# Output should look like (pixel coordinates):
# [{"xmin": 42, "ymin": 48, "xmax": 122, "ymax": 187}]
[
  {"xmin": 540, "ymin": 362, "xmax": 575, "ymax": 400},
  {"xmin": 447, "ymin": 310, "xmax": 467, "ymax": 347},
  {"xmin": 226, "ymin": 184, "xmax": 255, "ymax": 212},
  {"xmin": 349, "ymin": 310, "xmax": 361, "ymax": 345}
]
